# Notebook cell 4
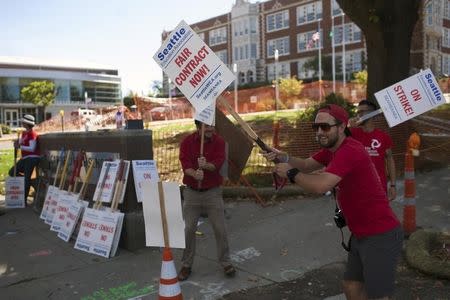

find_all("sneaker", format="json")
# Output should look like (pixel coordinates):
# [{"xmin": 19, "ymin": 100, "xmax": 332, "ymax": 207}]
[
  {"xmin": 178, "ymin": 266, "xmax": 191, "ymax": 281},
  {"xmin": 224, "ymin": 264, "xmax": 236, "ymax": 277}
]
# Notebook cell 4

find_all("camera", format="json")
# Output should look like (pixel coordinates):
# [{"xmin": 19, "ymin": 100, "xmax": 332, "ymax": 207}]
[{"xmin": 334, "ymin": 209, "xmax": 347, "ymax": 228}]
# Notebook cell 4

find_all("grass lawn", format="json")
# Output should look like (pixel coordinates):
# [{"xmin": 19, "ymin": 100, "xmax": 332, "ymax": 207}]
[{"xmin": 0, "ymin": 149, "xmax": 14, "ymax": 194}]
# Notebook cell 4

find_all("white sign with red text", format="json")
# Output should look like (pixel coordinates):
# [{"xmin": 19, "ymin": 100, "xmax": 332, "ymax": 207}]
[
  {"xmin": 58, "ymin": 199, "xmax": 89, "ymax": 242},
  {"xmin": 5, "ymin": 177, "xmax": 25, "ymax": 208},
  {"xmin": 92, "ymin": 161, "xmax": 119, "ymax": 203},
  {"xmin": 74, "ymin": 208, "xmax": 120, "ymax": 258},
  {"xmin": 132, "ymin": 160, "xmax": 159, "ymax": 203},
  {"xmin": 375, "ymin": 69, "xmax": 446, "ymax": 127},
  {"xmin": 40, "ymin": 185, "xmax": 57, "ymax": 220},
  {"xmin": 51, "ymin": 192, "xmax": 78, "ymax": 232},
  {"xmin": 153, "ymin": 20, "xmax": 235, "ymax": 124},
  {"xmin": 45, "ymin": 189, "xmax": 65, "ymax": 225}
]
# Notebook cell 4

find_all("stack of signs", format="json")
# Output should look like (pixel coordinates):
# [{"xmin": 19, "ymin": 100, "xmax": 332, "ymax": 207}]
[
  {"xmin": 5, "ymin": 177, "xmax": 25, "ymax": 208},
  {"xmin": 40, "ymin": 185, "xmax": 58, "ymax": 220},
  {"xmin": 131, "ymin": 160, "xmax": 159, "ymax": 203},
  {"xmin": 375, "ymin": 69, "xmax": 447, "ymax": 127},
  {"xmin": 141, "ymin": 181, "xmax": 185, "ymax": 249},
  {"xmin": 74, "ymin": 208, "xmax": 122, "ymax": 258},
  {"xmin": 153, "ymin": 20, "xmax": 234, "ymax": 125},
  {"xmin": 51, "ymin": 192, "xmax": 78, "ymax": 232},
  {"xmin": 45, "ymin": 189, "xmax": 63, "ymax": 225},
  {"xmin": 74, "ymin": 160, "xmax": 129, "ymax": 257}
]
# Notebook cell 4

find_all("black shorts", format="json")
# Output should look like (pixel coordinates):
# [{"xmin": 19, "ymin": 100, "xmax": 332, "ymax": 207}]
[{"xmin": 344, "ymin": 226, "xmax": 403, "ymax": 298}]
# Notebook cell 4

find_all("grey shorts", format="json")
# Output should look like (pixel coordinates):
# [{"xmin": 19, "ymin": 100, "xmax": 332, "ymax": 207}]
[{"xmin": 344, "ymin": 226, "xmax": 403, "ymax": 298}]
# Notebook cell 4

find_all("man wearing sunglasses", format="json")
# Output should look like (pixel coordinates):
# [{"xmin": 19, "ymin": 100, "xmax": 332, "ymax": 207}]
[
  {"xmin": 349, "ymin": 100, "xmax": 397, "ymax": 201},
  {"xmin": 263, "ymin": 104, "xmax": 402, "ymax": 300}
]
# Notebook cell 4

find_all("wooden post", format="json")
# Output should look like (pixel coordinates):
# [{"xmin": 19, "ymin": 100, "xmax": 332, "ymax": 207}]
[
  {"xmin": 94, "ymin": 163, "xmax": 111, "ymax": 209},
  {"xmin": 78, "ymin": 160, "xmax": 94, "ymax": 201},
  {"xmin": 59, "ymin": 150, "xmax": 72, "ymax": 190},
  {"xmin": 158, "ymin": 181, "xmax": 169, "ymax": 248}
]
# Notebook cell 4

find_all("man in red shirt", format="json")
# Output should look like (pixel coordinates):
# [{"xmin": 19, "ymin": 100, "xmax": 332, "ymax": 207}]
[
  {"xmin": 9, "ymin": 115, "xmax": 41, "ymax": 206},
  {"xmin": 177, "ymin": 120, "xmax": 236, "ymax": 281},
  {"xmin": 263, "ymin": 104, "xmax": 402, "ymax": 299},
  {"xmin": 350, "ymin": 100, "xmax": 397, "ymax": 201}
]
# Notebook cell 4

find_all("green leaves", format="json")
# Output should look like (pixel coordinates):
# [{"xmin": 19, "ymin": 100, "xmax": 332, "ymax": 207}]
[{"xmin": 21, "ymin": 80, "xmax": 56, "ymax": 107}]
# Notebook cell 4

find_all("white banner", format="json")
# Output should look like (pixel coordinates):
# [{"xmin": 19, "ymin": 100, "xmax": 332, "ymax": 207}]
[
  {"xmin": 375, "ymin": 69, "xmax": 446, "ymax": 127},
  {"xmin": 45, "ymin": 189, "xmax": 64, "ymax": 225},
  {"xmin": 131, "ymin": 160, "xmax": 159, "ymax": 203},
  {"xmin": 74, "ymin": 208, "xmax": 120, "ymax": 258},
  {"xmin": 142, "ymin": 182, "xmax": 185, "ymax": 249},
  {"xmin": 51, "ymin": 193, "xmax": 78, "ymax": 232},
  {"xmin": 153, "ymin": 20, "xmax": 234, "ymax": 124},
  {"xmin": 40, "ymin": 185, "xmax": 57, "ymax": 220},
  {"xmin": 5, "ymin": 177, "xmax": 25, "ymax": 208}
]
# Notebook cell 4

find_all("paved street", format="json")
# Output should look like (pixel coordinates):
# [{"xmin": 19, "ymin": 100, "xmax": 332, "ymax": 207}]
[{"xmin": 0, "ymin": 166, "xmax": 449, "ymax": 299}]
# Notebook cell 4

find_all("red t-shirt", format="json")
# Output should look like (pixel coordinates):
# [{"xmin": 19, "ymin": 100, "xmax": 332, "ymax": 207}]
[
  {"xmin": 179, "ymin": 132, "xmax": 225, "ymax": 189},
  {"xmin": 312, "ymin": 137, "xmax": 399, "ymax": 238},
  {"xmin": 350, "ymin": 127, "xmax": 393, "ymax": 191},
  {"xmin": 20, "ymin": 129, "xmax": 40, "ymax": 157}
]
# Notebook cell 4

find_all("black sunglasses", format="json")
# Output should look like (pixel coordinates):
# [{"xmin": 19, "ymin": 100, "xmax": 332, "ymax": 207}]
[{"xmin": 312, "ymin": 123, "xmax": 340, "ymax": 132}]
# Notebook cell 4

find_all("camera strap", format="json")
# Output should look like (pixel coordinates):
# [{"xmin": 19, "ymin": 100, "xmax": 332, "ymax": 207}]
[{"xmin": 333, "ymin": 189, "xmax": 351, "ymax": 252}]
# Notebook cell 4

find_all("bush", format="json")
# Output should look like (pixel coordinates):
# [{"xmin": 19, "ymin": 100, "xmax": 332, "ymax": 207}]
[
  {"xmin": 296, "ymin": 93, "xmax": 356, "ymax": 122},
  {"xmin": 1, "ymin": 124, "xmax": 11, "ymax": 134}
]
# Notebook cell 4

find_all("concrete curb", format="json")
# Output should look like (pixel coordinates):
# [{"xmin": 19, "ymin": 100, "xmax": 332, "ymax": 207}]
[{"xmin": 405, "ymin": 230, "xmax": 450, "ymax": 280}]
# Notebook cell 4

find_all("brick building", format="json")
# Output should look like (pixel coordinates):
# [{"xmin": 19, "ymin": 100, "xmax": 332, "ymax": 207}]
[{"xmin": 161, "ymin": 0, "xmax": 450, "ymax": 93}]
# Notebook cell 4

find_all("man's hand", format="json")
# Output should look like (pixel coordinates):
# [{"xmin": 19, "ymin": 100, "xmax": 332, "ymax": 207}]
[
  {"xmin": 273, "ymin": 163, "xmax": 293, "ymax": 178},
  {"xmin": 193, "ymin": 169, "xmax": 204, "ymax": 181},
  {"xmin": 388, "ymin": 186, "xmax": 396, "ymax": 201},
  {"xmin": 261, "ymin": 146, "xmax": 288, "ymax": 163},
  {"xmin": 197, "ymin": 156, "xmax": 207, "ymax": 169},
  {"xmin": 348, "ymin": 117, "xmax": 360, "ymax": 128}
]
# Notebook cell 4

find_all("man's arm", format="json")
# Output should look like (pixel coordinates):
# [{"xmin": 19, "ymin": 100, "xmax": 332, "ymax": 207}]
[
  {"xmin": 274, "ymin": 163, "xmax": 340, "ymax": 194},
  {"xmin": 263, "ymin": 148, "xmax": 324, "ymax": 173},
  {"xmin": 386, "ymin": 148, "xmax": 397, "ymax": 200}
]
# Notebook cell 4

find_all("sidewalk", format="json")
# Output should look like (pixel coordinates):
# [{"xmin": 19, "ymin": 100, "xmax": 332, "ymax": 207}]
[{"xmin": 0, "ymin": 166, "xmax": 449, "ymax": 300}]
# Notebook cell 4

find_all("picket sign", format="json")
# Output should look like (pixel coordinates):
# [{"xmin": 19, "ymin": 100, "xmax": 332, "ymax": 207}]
[
  {"xmin": 92, "ymin": 161, "xmax": 118, "ymax": 205},
  {"xmin": 5, "ymin": 177, "xmax": 25, "ymax": 208},
  {"xmin": 40, "ymin": 149, "xmax": 65, "ymax": 220},
  {"xmin": 51, "ymin": 192, "xmax": 78, "ymax": 232},
  {"xmin": 132, "ymin": 160, "xmax": 159, "ymax": 203},
  {"xmin": 74, "ymin": 207, "xmax": 122, "ymax": 258},
  {"xmin": 58, "ymin": 199, "xmax": 89, "ymax": 242}
]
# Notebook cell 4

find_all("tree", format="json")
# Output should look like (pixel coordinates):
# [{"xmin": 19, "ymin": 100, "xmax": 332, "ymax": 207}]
[
  {"xmin": 21, "ymin": 81, "xmax": 56, "ymax": 122},
  {"xmin": 304, "ymin": 55, "xmax": 333, "ymax": 79},
  {"xmin": 351, "ymin": 70, "xmax": 368, "ymax": 86},
  {"xmin": 279, "ymin": 76, "xmax": 304, "ymax": 98},
  {"xmin": 337, "ymin": 0, "xmax": 421, "ymax": 100},
  {"xmin": 150, "ymin": 80, "xmax": 163, "ymax": 97}
]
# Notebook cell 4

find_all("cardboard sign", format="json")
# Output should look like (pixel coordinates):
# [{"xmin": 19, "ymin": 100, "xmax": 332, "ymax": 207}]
[
  {"xmin": 74, "ymin": 208, "xmax": 121, "ymax": 258},
  {"xmin": 51, "ymin": 193, "xmax": 78, "ymax": 232},
  {"xmin": 153, "ymin": 20, "xmax": 235, "ymax": 123},
  {"xmin": 142, "ymin": 181, "xmax": 185, "ymax": 249},
  {"xmin": 131, "ymin": 160, "xmax": 159, "ymax": 203},
  {"xmin": 5, "ymin": 177, "xmax": 25, "ymax": 208},
  {"xmin": 375, "ymin": 69, "xmax": 447, "ymax": 127},
  {"xmin": 45, "ymin": 189, "xmax": 65, "ymax": 225},
  {"xmin": 92, "ymin": 161, "xmax": 119, "ymax": 203},
  {"xmin": 58, "ymin": 199, "xmax": 89, "ymax": 242},
  {"xmin": 40, "ymin": 185, "xmax": 58, "ymax": 220}
]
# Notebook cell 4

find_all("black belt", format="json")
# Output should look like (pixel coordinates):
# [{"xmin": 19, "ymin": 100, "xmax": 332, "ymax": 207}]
[{"xmin": 188, "ymin": 187, "xmax": 211, "ymax": 192}]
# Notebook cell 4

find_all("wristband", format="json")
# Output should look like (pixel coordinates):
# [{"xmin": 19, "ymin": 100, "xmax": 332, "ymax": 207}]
[{"xmin": 286, "ymin": 168, "xmax": 300, "ymax": 184}]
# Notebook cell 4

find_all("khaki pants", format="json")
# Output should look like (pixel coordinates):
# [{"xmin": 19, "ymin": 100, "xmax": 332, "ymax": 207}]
[{"xmin": 181, "ymin": 187, "xmax": 231, "ymax": 268}]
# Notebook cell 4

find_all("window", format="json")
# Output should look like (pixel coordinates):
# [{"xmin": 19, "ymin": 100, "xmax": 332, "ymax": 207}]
[
  {"xmin": 267, "ymin": 62, "xmax": 291, "ymax": 81},
  {"xmin": 216, "ymin": 50, "xmax": 228, "ymax": 64},
  {"xmin": 297, "ymin": 58, "xmax": 316, "ymax": 79},
  {"xmin": 267, "ymin": 10, "xmax": 289, "ymax": 32},
  {"xmin": 443, "ymin": 28, "xmax": 450, "ymax": 48},
  {"xmin": 445, "ymin": 1, "xmax": 450, "ymax": 20},
  {"xmin": 55, "ymin": 79, "xmax": 70, "ymax": 103},
  {"xmin": 331, "ymin": 0, "xmax": 343, "ymax": 16},
  {"xmin": 333, "ymin": 23, "xmax": 362, "ymax": 45},
  {"xmin": 250, "ymin": 17, "xmax": 257, "ymax": 33},
  {"xmin": 426, "ymin": 3, "xmax": 433, "ymax": 26},
  {"xmin": 198, "ymin": 32, "xmax": 205, "ymax": 41},
  {"xmin": 209, "ymin": 27, "xmax": 227, "ymax": 46},
  {"xmin": 0, "ymin": 77, "xmax": 20, "ymax": 102},
  {"xmin": 250, "ymin": 43, "xmax": 257, "ymax": 59},
  {"xmin": 297, "ymin": 31, "xmax": 323, "ymax": 52},
  {"xmin": 442, "ymin": 54, "xmax": 450, "ymax": 75},
  {"xmin": 297, "ymin": 1, "xmax": 322, "ymax": 25},
  {"xmin": 267, "ymin": 37, "xmax": 290, "ymax": 57},
  {"xmin": 342, "ymin": 51, "xmax": 364, "ymax": 73}
]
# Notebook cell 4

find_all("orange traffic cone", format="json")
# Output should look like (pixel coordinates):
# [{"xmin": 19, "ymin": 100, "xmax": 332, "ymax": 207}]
[
  {"xmin": 402, "ymin": 151, "xmax": 416, "ymax": 236},
  {"xmin": 159, "ymin": 248, "xmax": 183, "ymax": 300}
]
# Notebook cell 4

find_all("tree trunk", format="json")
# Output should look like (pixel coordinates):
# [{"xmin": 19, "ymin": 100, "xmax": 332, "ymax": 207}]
[{"xmin": 337, "ymin": 0, "xmax": 421, "ymax": 101}]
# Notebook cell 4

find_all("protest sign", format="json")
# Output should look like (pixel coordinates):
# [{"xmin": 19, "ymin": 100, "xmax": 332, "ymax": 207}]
[
  {"xmin": 92, "ymin": 161, "xmax": 119, "ymax": 204},
  {"xmin": 51, "ymin": 192, "xmax": 78, "ymax": 232},
  {"xmin": 141, "ymin": 181, "xmax": 185, "ymax": 249},
  {"xmin": 5, "ymin": 177, "xmax": 25, "ymax": 208},
  {"xmin": 40, "ymin": 185, "xmax": 58, "ymax": 220},
  {"xmin": 58, "ymin": 199, "xmax": 89, "ymax": 242},
  {"xmin": 45, "ymin": 189, "xmax": 64, "ymax": 225},
  {"xmin": 375, "ymin": 69, "xmax": 447, "ymax": 127},
  {"xmin": 74, "ymin": 208, "xmax": 121, "ymax": 258},
  {"xmin": 153, "ymin": 20, "xmax": 235, "ymax": 124},
  {"xmin": 131, "ymin": 160, "xmax": 159, "ymax": 203}
]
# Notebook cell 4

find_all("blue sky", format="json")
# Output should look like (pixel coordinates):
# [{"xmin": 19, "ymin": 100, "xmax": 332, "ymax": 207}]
[{"xmin": 0, "ymin": 0, "xmax": 247, "ymax": 95}]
